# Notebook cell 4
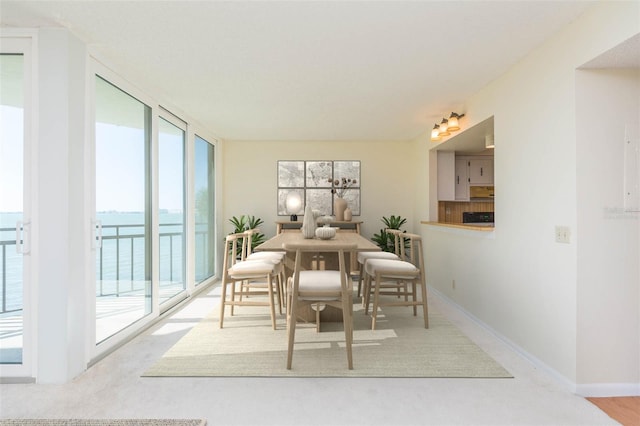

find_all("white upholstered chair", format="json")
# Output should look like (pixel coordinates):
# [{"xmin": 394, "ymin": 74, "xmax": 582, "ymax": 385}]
[
  {"xmin": 219, "ymin": 232, "xmax": 283, "ymax": 330},
  {"xmin": 362, "ymin": 232, "xmax": 429, "ymax": 330},
  {"xmin": 243, "ymin": 228, "xmax": 287, "ymax": 309},
  {"xmin": 356, "ymin": 228, "xmax": 403, "ymax": 300},
  {"xmin": 283, "ymin": 241, "xmax": 357, "ymax": 370}
]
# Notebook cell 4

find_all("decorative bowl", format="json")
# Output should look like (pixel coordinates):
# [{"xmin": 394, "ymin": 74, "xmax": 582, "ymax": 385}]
[
  {"xmin": 315, "ymin": 226, "xmax": 336, "ymax": 240},
  {"xmin": 320, "ymin": 215, "xmax": 335, "ymax": 223}
]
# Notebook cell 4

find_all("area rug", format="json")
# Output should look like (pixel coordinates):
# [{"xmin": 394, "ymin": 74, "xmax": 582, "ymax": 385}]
[
  {"xmin": 143, "ymin": 303, "xmax": 512, "ymax": 378},
  {"xmin": 0, "ymin": 421, "xmax": 206, "ymax": 426}
]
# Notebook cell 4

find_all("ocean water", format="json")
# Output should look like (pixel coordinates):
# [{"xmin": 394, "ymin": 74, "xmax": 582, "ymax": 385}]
[{"xmin": 1, "ymin": 212, "xmax": 212, "ymax": 313}]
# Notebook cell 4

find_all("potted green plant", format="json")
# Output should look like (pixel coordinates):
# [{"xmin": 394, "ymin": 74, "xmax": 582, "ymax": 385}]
[
  {"xmin": 371, "ymin": 215, "xmax": 407, "ymax": 253},
  {"xmin": 228, "ymin": 215, "xmax": 266, "ymax": 256}
]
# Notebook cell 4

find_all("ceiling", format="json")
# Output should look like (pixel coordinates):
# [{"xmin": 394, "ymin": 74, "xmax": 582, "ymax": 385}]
[
  {"xmin": 0, "ymin": 0, "xmax": 599, "ymax": 141},
  {"xmin": 580, "ymin": 32, "xmax": 640, "ymax": 69}
]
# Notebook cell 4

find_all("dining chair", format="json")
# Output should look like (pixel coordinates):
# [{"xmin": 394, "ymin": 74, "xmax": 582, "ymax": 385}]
[
  {"xmin": 219, "ymin": 232, "xmax": 283, "ymax": 330},
  {"xmin": 362, "ymin": 232, "xmax": 429, "ymax": 330},
  {"xmin": 243, "ymin": 228, "xmax": 287, "ymax": 309},
  {"xmin": 356, "ymin": 228, "xmax": 403, "ymax": 300},
  {"xmin": 283, "ymin": 241, "xmax": 357, "ymax": 370}
]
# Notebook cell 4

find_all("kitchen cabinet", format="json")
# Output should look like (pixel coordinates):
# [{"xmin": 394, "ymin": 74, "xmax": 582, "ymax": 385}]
[
  {"xmin": 437, "ymin": 151, "xmax": 455, "ymax": 201},
  {"xmin": 439, "ymin": 154, "xmax": 493, "ymax": 201},
  {"xmin": 455, "ymin": 158, "xmax": 469, "ymax": 200},
  {"xmin": 468, "ymin": 158, "xmax": 493, "ymax": 184}
]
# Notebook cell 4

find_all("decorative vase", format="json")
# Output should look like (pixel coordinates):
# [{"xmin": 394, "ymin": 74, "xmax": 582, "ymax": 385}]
[
  {"xmin": 301, "ymin": 204, "xmax": 318, "ymax": 239},
  {"xmin": 344, "ymin": 207, "xmax": 352, "ymax": 221},
  {"xmin": 334, "ymin": 196, "xmax": 348, "ymax": 221},
  {"xmin": 315, "ymin": 225, "xmax": 336, "ymax": 240}
]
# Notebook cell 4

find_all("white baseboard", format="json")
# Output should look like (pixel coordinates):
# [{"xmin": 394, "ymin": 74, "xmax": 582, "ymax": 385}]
[
  {"xmin": 576, "ymin": 383, "xmax": 640, "ymax": 397},
  {"xmin": 429, "ymin": 287, "xmax": 640, "ymax": 397}
]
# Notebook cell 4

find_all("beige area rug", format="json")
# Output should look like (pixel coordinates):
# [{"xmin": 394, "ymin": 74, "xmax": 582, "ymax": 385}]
[
  {"xmin": 0, "ymin": 421, "xmax": 206, "ymax": 426},
  {"xmin": 143, "ymin": 301, "xmax": 512, "ymax": 378}
]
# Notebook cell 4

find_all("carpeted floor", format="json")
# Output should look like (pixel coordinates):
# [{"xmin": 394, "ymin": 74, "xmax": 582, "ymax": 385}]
[
  {"xmin": 0, "ymin": 288, "xmax": 617, "ymax": 425},
  {"xmin": 143, "ymin": 302, "xmax": 512, "ymax": 378},
  {"xmin": 0, "ymin": 420, "xmax": 206, "ymax": 426}
]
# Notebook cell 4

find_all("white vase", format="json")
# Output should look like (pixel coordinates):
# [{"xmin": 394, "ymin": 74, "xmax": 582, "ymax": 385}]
[
  {"xmin": 344, "ymin": 207, "xmax": 352, "ymax": 221},
  {"xmin": 334, "ymin": 197, "xmax": 347, "ymax": 221},
  {"xmin": 301, "ymin": 204, "xmax": 317, "ymax": 239}
]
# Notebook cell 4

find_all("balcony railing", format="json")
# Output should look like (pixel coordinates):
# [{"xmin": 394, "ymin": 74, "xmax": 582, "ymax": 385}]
[
  {"xmin": 0, "ymin": 223, "xmax": 213, "ymax": 314},
  {"xmin": 0, "ymin": 234, "xmax": 22, "ymax": 314}
]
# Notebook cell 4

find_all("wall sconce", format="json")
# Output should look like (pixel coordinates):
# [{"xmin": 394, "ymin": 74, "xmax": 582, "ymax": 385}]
[
  {"xmin": 431, "ymin": 124, "xmax": 441, "ymax": 141},
  {"xmin": 285, "ymin": 191, "xmax": 302, "ymax": 221},
  {"xmin": 447, "ymin": 112, "xmax": 463, "ymax": 131},
  {"xmin": 430, "ymin": 112, "xmax": 465, "ymax": 141},
  {"xmin": 438, "ymin": 118, "xmax": 450, "ymax": 137}
]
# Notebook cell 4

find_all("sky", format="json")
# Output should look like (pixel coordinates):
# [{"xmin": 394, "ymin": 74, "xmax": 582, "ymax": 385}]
[
  {"xmin": 1, "ymin": 106, "xmax": 187, "ymax": 214},
  {"xmin": 0, "ymin": 105, "xmax": 24, "ymax": 212}
]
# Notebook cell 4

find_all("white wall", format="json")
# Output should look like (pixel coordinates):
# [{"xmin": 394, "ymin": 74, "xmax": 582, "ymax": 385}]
[
  {"xmin": 576, "ymin": 68, "xmax": 640, "ymax": 393},
  {"xmin": 221, "ymin": 140, "xmax": 417, "ymax": 243},
  {"xmin": 414, "ymin": 1, "xmax": 639, "ymax": 392},
  {"xmin": 36, "ymin": 28, "xmax": 91, "ymax": 383}
]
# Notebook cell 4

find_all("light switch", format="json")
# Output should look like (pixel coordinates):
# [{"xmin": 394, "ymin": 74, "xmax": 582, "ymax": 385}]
[{"xmin": 555, "ymin": 226, "xmax": 570, "ymax": 244}]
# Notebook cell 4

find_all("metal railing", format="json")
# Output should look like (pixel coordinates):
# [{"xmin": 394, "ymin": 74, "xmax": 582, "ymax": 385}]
[
  {"xmin": 0, "ymin": 234, "xmax": 21, "ymax": 314},
  {"xmin": 0, "ymin": 223, "xmax": 214, "ymax": 314}
]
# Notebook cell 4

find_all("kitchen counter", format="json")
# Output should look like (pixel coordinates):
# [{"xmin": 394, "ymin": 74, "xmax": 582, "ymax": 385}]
[{"xmin": 421, "ymin": 221, "xmax": 495, "ymax": 232}]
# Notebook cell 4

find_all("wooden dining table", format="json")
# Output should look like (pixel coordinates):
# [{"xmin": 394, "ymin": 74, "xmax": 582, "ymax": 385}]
[
  {"xmin": 254, "ymin": 230, "xmax": 380, "ymax": 323},
  {"xmin": 254, "ymin": 230, "xmax": 380, "ymax": 275}
]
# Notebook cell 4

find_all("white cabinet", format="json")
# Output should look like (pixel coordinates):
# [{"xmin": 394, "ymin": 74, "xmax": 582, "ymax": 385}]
[
  {"xmin": 468, "ymin": 159, "xmax": 493, "ymax": 184},
  {"xmin": 455, "ymin": 158, "xmax": 469, "ymax": 200},
  {"xmin": 438, "ymin": 155, "xmax": 493, "ymax": 201},
  {"xmin": 437, "ymin": 151, "xmax": 455, "ymax": 201}
]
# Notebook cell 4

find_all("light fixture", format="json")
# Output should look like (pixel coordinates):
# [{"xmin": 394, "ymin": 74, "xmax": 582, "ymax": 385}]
[
  {"xmin": 429, "ymin": 111, "xmax": 465, "ymax": 142},
  {"xmin": 438, "ymin": 118, "xmax": 450, "ymax": 137},
  {"xmin": 447, "ymin": 112, "xmax": 464, "ymax": 131},
  {"xmin": 430, "ymin": 124, "xmax": 441, "ymax": 141},
  {"xmin": 485, "ymin": 134, "xmax": 495, "ymax": 149},
  {"xmin": 285, "ymin": 191, "xmax": 302, "ymax": 221}
]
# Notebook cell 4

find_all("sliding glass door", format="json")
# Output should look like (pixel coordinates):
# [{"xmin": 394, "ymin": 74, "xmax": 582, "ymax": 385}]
[
  {"xmin": 94, "ymin": 76, "xmax": 152, "ymax": 344},
  {"xmin": 92, "ymin": 68, "xmax": 218, "ymax": 351},
  {"xmin": 158, "ymin": 116, "xmax": 186, "ymax": 305},
  {"xmin": 0, "ymin": 53, "xmax": 26, "ymax": 365},
  {"xmin": 194, "ymin": 135, "xmax": 215, "ymax": 284}
]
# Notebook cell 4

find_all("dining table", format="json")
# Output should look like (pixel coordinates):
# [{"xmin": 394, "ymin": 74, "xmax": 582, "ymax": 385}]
[
  {"xmin": 254, "ymin": 230, "xmax": 380, "ymax": 323},
  {"xmin": 254, "ymin": 230, "xmax": 380, "ymax": 275}
]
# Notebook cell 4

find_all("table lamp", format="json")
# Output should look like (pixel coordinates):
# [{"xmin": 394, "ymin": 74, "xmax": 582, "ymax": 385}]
[{"xmin": 285, "ymin": 192, "xmax": 302, "ymax": 221}]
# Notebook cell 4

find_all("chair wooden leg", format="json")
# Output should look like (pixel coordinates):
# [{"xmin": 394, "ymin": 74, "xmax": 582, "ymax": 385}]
[
  {"xmin": 357, "ymin": 263, "xmax": 364, "ymax": 300},
  {"xmin": 420, "ymin": 275, "xmax": 429, "ymax": 329},
  {"xmin": 371, "ymin": 272, "xmax": 382, "ymax": 330},
  {"xmin": 230, "ymin": 281, "xmax": 237, "ymax": 316},
  {"xmin": 363, "ymin": 273, "xmax": 371, "ymax": 315},
  {"xmin": 286, "ymin": 293, "xmax": 298, "ymax": 369},
  {"xmin": 286, "ymin": 277, "xmax": 293, "ymax": 318},
  {"xmin": 342, "ymin": 295, "xmax": 354, "ymax": 370},
  {"xmin": 412, "ymin": 281, "xmax": 418, "ymax": 316},
  {"xmin": 267, "ymin": 275, "xmax": 277, "ymax": 330},
  {"xmin": 277, "ymin": 271, "xmax": 285, "ymax": 314},
  {"xmin": 238, "ymin": 279, "xmax": 245, "ymax": 302},
  {"xmin": 219, "ymin": 278, "xmax": 228, "ymax": 328}
]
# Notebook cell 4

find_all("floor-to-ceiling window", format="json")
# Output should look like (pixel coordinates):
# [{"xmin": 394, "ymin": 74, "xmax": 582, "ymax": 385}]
[
  {"xmin": 94, "ymin": 76, "xmax": 152, "ymax": 344},
  {"xmin": 194, "ymin": 135, "xmax": 216, "ymax": 284},
  {"xmin": 158, "ymin": 115, "xmax": 186, "ymax": 305},
  {"xmin": 0, "ymin": 53, "xmax": 26, "ymax": 365}
]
